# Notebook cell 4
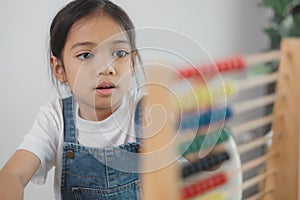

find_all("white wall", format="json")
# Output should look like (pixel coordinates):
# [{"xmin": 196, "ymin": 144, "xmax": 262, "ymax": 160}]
[{"xmin": 0, "ymin": 1, "xmax": 269, "ymax": 199}]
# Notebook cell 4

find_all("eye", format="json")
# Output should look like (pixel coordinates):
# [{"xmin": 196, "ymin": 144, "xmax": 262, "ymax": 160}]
[
  {"xmin": 77, "ymin": 52, "xmax": 94, "ymax": 60},
  {"xmin": 113, "ymin": 50, "xmax": 129, "ymax": 58}
]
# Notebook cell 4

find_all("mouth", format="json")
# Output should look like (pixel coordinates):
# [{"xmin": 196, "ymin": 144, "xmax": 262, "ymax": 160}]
[{"xmin": 95, "ymin": 82, "xmax": 116, "ymax": 96}]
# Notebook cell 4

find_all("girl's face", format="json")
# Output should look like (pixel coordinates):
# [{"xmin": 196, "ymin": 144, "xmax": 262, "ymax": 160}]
[{"xmin": 53, "ymin": 14, "xmax": 134, "ymax": 121}]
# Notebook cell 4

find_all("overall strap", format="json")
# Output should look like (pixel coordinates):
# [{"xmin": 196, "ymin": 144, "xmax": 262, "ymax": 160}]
[{"xmin": 62, "ymin": 96, "xmax": 77, "ymax": 143}]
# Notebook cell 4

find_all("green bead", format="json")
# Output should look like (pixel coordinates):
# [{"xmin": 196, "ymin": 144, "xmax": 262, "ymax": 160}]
[{"xmin": 179, "ymin": 128, "xmax": 231, "ymax": 156}]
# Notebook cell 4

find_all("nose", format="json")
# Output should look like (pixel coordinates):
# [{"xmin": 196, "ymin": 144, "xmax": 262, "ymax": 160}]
[{"xmin": 98, "ymin": 64, "xmax": 116, "ymax": 76}]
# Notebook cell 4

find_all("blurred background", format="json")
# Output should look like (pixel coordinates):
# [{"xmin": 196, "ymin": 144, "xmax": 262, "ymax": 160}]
[{"xmin": 0, "ymin": 0, "xmax": 288, "ymax": 199}]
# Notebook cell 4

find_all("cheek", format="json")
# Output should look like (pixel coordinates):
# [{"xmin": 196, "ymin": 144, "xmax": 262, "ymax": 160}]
[
  {"xmin": 117, "ymin": 59, "xmax": 133, "ymax": 80},
  {"xmin": 118, "ymin": 68, "xmax": 133, "ymax": 88},
  {"xmin": 65, "ymin": 64, "xmax": 92, "ymax": 91}
]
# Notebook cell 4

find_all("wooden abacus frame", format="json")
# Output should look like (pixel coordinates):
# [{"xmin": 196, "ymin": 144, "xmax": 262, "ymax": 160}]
[
  {"xmin": 140, "ymin": 38, "xmax": 300, "ymax": 200},
  {"xmin": 263, "ymin": 38, "xmax": 300, "ymax": 200}
]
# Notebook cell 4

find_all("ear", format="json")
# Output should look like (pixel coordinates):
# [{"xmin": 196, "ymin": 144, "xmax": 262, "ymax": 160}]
[
  {"xmin": 50, "ymin": 56, "xmax": 67, "ymax": 83},
  {"xmin": 131, "ymin": 50, "xmax": 137, "ymax": 68},
  {"xmin": 130, "ymin": 51, "xmax": 138, "ymax": 77}
]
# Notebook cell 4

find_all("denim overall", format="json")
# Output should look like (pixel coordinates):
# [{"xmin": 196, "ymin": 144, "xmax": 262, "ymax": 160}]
[{"xmin": 61, "ymin": 96, "xmax": 142, "ymax": 200}]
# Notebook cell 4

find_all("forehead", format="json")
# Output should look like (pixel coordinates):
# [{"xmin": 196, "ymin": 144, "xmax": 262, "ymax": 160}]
[{"xmin": 65, "ymin": 14, "xmax": 128, "ymax": 49}]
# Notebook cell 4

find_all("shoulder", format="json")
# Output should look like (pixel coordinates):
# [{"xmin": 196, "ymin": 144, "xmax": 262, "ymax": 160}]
[
  {"xmin": 40, "ymin": 96, "xmax": 75, "ymax": 115},
  {"xmin": 130, "ymin": 90, "xmax": 147, "ymax": 107},
  {"xmin": 135, "ymin": 91, "xmax": 147, "ymax": 109},
  {"xmin": 34, "ymin": 97, "xmax": 69, "ymax": 135},
  {"xmin": 18, "ymin": 97, "xmax": 65, "ymax": 150},
  {"xmin": 38, "ymin": 98, "xmax": 63, "ymax": 120},
  {"xmin": 133, "ymin": 92, "xmax": 148, "ymax": 126}
]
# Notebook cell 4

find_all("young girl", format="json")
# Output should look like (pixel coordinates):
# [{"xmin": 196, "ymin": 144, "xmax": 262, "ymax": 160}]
[{"xmin": 0, "ymin": 0, "xmax": 144, "ymax": 199}]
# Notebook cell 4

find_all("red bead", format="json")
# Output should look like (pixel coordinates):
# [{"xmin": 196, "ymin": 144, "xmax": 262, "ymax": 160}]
[{"xmin": 181, "ymin": 172, "xmax": 228, "ymax": 199}]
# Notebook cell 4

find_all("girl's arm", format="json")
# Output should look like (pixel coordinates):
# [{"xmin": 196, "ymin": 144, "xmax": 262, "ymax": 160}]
[{"xmin": 0, "ymin": 150, "xmax": 40, "ymax": 200}]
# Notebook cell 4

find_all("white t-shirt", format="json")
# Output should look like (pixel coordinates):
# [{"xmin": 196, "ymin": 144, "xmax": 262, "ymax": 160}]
[{"xmin": 17, "ymin": 93, "xmax": 139, "ymax": 200}]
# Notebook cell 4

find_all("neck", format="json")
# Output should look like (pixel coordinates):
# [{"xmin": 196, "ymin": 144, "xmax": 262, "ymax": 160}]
[{"xmin": 77, "ymin": 101, "xmax": 121, "ymax": 121}]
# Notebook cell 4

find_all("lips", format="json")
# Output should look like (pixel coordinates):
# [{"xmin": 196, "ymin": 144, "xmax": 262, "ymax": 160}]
[
  {"xmin": 95, "ymin": 82, "xmax": 116, "ymax": 96},
  {"xmin": 96, "ymin": 82, "xmax": 116, "ymax": 89}
]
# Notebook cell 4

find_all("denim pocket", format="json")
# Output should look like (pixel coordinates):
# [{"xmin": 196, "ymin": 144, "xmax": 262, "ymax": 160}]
[{"xmin": 72, "ymin": 180, "xmax": 141, "ymax": 200}]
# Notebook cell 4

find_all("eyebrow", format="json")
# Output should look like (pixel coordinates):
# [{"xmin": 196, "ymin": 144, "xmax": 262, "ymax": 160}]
[
  {"xmin": 71, "ymin": 41, "xmax": 97, "ymax": 50},
  {"xmin": 110, "ymin": 39, "xmax": 130, "ymax": 45},
  {"xmin": 71, "ymin": 40, "xmax": 130, "ymax": 50}
]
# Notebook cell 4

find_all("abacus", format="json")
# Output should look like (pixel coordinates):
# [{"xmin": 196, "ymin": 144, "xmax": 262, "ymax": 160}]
[{"xmin": 140, "ymin": 38, "xmax": 300, "ymax": 200}]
